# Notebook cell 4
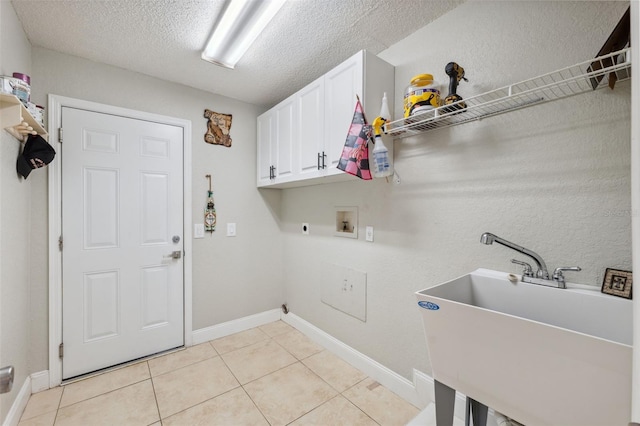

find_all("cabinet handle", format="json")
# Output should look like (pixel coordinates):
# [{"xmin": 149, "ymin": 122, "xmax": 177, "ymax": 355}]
[
  {"xmin": 317, "ymin": 153, "xmax": 322, "ymax": 170},
  {"xmin": 322, "ymin": 151, "xmax": 327, "ymax": 169}
]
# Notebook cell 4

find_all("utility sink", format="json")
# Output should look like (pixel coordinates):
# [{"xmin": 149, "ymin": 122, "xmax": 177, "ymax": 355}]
[{"xmin": 416, "ymin": 268, "xmax": 632, "ymax": 426}]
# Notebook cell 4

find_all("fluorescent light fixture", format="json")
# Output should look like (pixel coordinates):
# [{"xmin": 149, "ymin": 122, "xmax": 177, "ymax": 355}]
[{"xmin": 202, "ymin": 0, "xmax": 286, "ymax": 69}]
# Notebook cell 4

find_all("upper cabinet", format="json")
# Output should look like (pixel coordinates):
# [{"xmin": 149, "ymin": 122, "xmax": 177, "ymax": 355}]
[
  {"xmin": 257, "ymin": 94, "xmax": 296, "ymax": 187},
  {"xmin": 257, "ymin": 50, "xmax": 394, "ymax": 189}
]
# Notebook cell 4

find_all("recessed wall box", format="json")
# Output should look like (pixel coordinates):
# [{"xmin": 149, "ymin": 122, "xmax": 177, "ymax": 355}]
[{"xmin": 335, "ymin": 206, "xmax": 358, "ymax": 239}]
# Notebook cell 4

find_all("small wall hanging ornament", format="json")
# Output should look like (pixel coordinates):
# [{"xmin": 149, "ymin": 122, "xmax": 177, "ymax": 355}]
[
  {"xmin": 204, "ymin": 174, "xmax": 217, "ymax": 233},
  {"xmin": 204, "ymin": 109, "xmax": 233, "ymax": 147}
]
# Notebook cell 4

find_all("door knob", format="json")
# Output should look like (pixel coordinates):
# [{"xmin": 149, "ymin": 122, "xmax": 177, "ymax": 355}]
[{"xmin": 164, "ymin": 251, "xmax": 182, "ymax": 259}]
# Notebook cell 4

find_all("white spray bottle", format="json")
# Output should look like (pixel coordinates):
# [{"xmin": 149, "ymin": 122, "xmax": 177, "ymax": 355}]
[{"xmin": 371, "ymin": 93, "xmax": 393, "ymax": 178}]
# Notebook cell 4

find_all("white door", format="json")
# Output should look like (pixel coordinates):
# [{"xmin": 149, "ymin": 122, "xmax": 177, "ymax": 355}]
[{"xmin": 61, "ymin": 107, "xmax": 184, "ymax": 379}]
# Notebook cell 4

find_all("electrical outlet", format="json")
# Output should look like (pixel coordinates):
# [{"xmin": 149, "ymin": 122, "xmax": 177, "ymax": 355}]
[
  {"xmin": 302, "ymin": 223, "xmax": 309, "ymax": 235},
  {"xmin": 365, "ymin": 226, "xmax": 374, "ymax": 242},
  {"xmin": 194, "ymin": 224, "xmax": 205, "ymax": 239},
  {"xmin": 393, "ymin": 171, "xmax": 401, "ymax": 185},
  {"xmin": 227, "ymin": 223, "xmax": 236, "ymax": 237}
]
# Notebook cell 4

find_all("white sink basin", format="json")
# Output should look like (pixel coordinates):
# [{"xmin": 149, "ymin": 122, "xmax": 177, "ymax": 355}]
[{"xmin": 416, "ymin": 268, "xmax": 632, "ymax": 426}]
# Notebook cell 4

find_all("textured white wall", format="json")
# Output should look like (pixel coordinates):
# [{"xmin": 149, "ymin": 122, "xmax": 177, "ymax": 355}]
[
  {"xmin": 0, "ymin": 1, "xmax": 33, "ymax": 422},
  {"xmin": 281, "ymin": 1, "xmax": 631, "ymax": 379}
]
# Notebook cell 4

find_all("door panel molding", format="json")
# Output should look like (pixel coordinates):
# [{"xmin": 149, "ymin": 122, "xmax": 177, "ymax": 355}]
[{"xmin": 48, "ymin": 95, "xmax": 192, "ymax": 387}]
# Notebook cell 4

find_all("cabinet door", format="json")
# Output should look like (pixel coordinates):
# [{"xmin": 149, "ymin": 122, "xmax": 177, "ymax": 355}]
[
  {"xmin": 257, "ymin": 111, "xmax": 274, "ymax": 187},
  {"xmin": 273, "ymin": 96, "xmax": 296, "ymax": 181},
  {"xmin": 324, "ymin": 51, "xmax": 363, "ymax": 173},
  {"xmin": 297, "ymin": 76, "xmax": 325, "ymax": 179}
]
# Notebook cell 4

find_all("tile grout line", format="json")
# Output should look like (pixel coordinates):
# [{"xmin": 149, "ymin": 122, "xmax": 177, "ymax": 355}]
[
  {"xmin": 152, "ymin": 356, "xmax": 240, "ymax": 421},
  {"xmin": 52, "ymin": 386, "xmax": 64, "ymax": 426},
  {"xmin": 216, "ymin": 324, "xmax": 379, "ymax": 425},
  {"xmin": 215, "ymin": 330, "xmax": 328, "ymax": 426},
  {"xmin": 213, "ymin": 335, "xmax": 273, "ymax": 425},
  {"xmin": 145, "ymin": 361, "xmax": 163, "ymax": 425},
  {"xmin": 158, "ymin": 387, "xmax": 244, "ymax": 424},
  {"xmin": 55, "ymin": 375, "xmax": 152, "ymax": 411},
  {"xmin": 238, "ymin": 383, "xmax": 272, "ymax": 426},
  {"xmin": 150, "ymin": 334, "xmax": 270, "ymax": 422},
  {"xmin": 339, "ymin": 378, "xmax": 382, "ymax": 426}
]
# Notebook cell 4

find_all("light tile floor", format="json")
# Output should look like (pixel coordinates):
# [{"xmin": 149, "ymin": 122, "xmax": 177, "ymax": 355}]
[{"xmin": 18, "ymin": 321, "xmax": 420, "ymax": 426}]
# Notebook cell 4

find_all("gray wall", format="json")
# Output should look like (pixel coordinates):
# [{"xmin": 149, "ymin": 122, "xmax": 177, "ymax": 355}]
[
  {"xmin": 0, "ymin": 0, "xmax": 34, "ymax": 421},
  {"xmin": 29, "ymin": 46, "xmax": 285, "ymax": 356},
  {"xmin": 281, "ymin": 1, "xmax": 632, "ymax": 379}
]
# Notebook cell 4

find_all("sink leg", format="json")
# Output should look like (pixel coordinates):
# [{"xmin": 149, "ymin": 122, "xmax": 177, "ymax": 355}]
[
  {"xmin": 434, "ymin": 380, "xmax": 456, "ymax": 426},
  {"xmin": 468, "ymin": 398, "xmax": 488, "ymax": 426}
]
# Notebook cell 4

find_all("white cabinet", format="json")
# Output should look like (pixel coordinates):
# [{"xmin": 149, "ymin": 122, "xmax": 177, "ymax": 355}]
[
  {"xmin": 257, "ymin": 94, "xmax": 296, "ymax": 186},
  {"xmin": 257, "ymin": 50, "xmax": 394, "ymax": 188},
  {"xmin": 323, "ymin": 53, "xmax": 364, "ymax": 173},
  {"xmin": 297, "ymin": 76, "xmax": 325, "ymax": 179},
  {"xmin": 257, "ymin": 110, "xmax": 274, "ymax": 186}
]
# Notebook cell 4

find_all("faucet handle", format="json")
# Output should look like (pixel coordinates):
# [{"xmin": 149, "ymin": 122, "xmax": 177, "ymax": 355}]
[
  {"xmin": 511, "ymin": 259, "xmax": 534, "ymax": 277},
  {"xmin": 552, "ymin": 266, "xmax": 582, "ymax": 284}
]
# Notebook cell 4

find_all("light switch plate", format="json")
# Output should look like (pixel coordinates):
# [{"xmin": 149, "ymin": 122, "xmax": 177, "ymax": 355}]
[
  {"xmin": 365, "ymin": 226, "xmax": 374, "ymax": 242},
  {"xmin": 194, "ymin": 224, "xmax": 204, "ymax": 239},
  {"xmin": 227, "ymin": 223, "xmax": 236, "ymax": 237}
]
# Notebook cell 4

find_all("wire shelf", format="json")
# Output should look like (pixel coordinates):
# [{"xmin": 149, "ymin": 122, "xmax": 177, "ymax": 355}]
[{"xmin": 384, "ymin": 48, "xmax": 631, "ymax": 138}]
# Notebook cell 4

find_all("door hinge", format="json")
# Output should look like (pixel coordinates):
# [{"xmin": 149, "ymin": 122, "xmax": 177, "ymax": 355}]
[
  {"xmin": 58, "ymin": 236, "xmax": 63, "ymax": 251},
  {"xmin": 58, "ymin": 343, "xmax": 64, "ymax": 359},
  {"xmin": 58, "ymin": 128, "xmax": 63, "ymax": 143}
]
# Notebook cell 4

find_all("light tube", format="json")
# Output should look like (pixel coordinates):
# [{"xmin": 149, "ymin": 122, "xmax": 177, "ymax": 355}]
[{"xmin": 202, "ymin": 0, "xmax": 286, "ymax": 69}]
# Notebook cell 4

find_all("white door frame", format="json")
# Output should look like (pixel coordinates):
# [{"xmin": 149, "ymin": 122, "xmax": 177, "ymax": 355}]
[
  {"xmin": 631, "ymin": 0, "xmax": 639, "ymax": 421},
  {"xmin": 47, "ymin": 95, "xmax": 193, "ymax": 387}
]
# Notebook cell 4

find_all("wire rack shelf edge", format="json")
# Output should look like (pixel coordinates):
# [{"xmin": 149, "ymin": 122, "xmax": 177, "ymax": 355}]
[{"xmin": 384, "ymin": 48, "xmax": 631, "ymax": 139}]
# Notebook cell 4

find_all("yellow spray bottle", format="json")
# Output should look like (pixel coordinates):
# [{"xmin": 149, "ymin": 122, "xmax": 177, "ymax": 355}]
[{"xmin": 371, "ymin": 116, "xmax": 393, "ymax": 178}]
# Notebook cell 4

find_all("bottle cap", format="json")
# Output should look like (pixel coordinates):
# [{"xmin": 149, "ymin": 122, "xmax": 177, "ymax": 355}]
[{"xmin": 12, "ymin": 73, "xmax": 30, "ymax": 85}]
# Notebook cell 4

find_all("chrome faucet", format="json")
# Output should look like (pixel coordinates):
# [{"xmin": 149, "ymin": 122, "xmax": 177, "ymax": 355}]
[{"xmin": 480, "ymin": 232, "xmax": 581, "ymax": 289}]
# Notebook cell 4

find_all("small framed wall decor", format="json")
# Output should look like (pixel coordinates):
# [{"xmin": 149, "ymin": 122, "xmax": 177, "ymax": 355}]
[{"xmin": 601, "ymin": 268, "xmax": 633, "ymax": 299}]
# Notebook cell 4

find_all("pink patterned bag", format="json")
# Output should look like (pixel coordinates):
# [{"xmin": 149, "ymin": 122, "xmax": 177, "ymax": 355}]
[{"xmin": 337, "ymin": 98, "xmax": 372, "ymax": 180}]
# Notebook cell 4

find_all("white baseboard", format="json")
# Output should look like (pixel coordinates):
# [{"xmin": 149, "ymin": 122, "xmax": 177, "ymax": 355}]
[
  {"xmin": 280, "ymin": 312, "xmax": 494, "ymax": 425},
  {"xmin": 192, "ymin": 309, "xmax": 435, "ymax": 409},
  {"xmin": 2, "ymin": 376, "xmax": 31, "ymax": 426},
  {"xmin": 192, "ymin": 309, "xmax": 281, "ymax": 345},
  {"xmin": 30, "ymin": 371, "xmax": 49, "ymax": 394},
  {"xmin": 281, "ymin": 312, "xmax": 431, "ymax": 408}
]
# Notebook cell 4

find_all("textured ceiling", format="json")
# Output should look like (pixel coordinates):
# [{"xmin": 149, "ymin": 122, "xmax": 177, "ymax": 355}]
[{"xmin": 11, "ymin": 0, "xmax": 464, "ymax": 107}]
